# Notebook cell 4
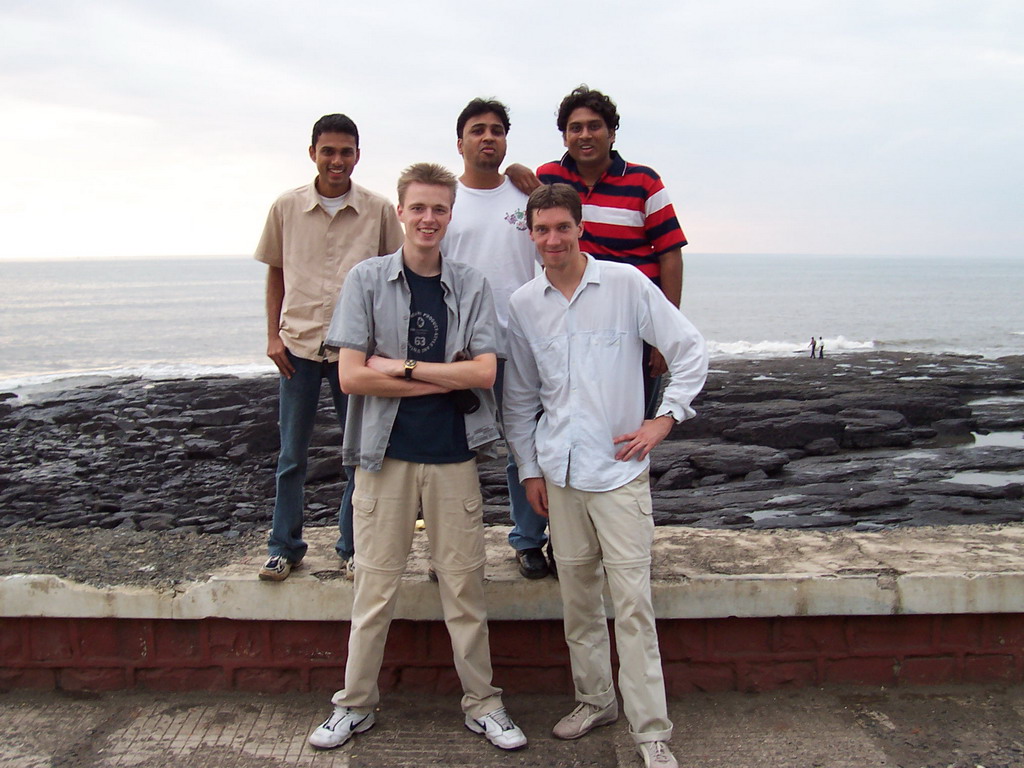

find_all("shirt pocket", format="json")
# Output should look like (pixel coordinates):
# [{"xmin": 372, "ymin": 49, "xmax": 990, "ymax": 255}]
[
  {"xmin": 528, "ymin": 334, "xmax": 568, "ymax": 382},
  {"xmin": 580, "ymin": 330, "xmax": 626, "ymax": 381}
]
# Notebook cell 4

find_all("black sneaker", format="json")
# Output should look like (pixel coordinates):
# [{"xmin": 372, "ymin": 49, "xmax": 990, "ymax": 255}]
[
  {"xmin": 546, "ymin": 540, "xmax": 558, "ymax": 580},
  {"xmin": 516, "ymin": 548, "xmax": 549, "ymax": 579}
]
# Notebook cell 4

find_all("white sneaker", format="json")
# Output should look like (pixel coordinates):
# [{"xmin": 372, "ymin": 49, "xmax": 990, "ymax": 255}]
[
  {"xmin": 307, "ymin": 706, "xmax": 375, "ymax": 749},
  {"xmin": 258, "ymin": 555, "xmax": 300, "ymax": 581},
  {"xmin": 637, "ymin": 740, "xmax": 678, "ymax": 768},
  {"xmin": 465, "ymin": 707, "xmax": 527, "ymax": 750}
]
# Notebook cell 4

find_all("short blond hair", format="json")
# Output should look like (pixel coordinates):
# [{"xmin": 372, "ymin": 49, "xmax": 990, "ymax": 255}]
[{"xmin": 397, "ymin": 162, "xmax": 457, "ymax": 205}]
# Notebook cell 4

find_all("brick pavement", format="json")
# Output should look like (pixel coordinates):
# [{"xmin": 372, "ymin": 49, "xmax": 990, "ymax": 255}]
[{"xmin": 5, "ymin": 686, "xmax": 1024, "ymax": 767}]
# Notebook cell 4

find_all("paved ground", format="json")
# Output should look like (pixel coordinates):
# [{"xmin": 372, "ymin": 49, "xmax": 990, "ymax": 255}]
[{"xmin": 4, "ymin": 685, "xmax": 1024, "ymax": 768}]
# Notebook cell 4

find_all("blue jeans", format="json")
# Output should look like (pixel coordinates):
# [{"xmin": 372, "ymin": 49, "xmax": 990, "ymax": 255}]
[
  {"xmin": 495, "ymin": 359, "xmax": 548, "ymax": 551},
  {"xmin": 269, "ymin": 350, "xmax": 355, "ymax": 563}
]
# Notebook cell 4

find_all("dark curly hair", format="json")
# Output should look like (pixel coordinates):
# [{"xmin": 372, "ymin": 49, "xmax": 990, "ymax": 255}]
[{"xmin": 556, "ymin": 85, "xmax": 619, "ymax": 133}]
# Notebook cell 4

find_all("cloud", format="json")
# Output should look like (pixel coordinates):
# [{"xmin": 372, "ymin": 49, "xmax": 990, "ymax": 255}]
[{"xmin": 1, "ymin": 0, "xmax": 1021, "ymax": 258}]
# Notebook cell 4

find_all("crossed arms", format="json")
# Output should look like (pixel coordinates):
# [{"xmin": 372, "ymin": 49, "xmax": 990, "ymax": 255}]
[{"xmin": 337, "ymin": 349, "xmax": 496, "ymax": 398}]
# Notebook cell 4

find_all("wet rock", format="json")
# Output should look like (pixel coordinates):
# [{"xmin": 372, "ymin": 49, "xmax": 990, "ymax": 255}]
[
  {"xmin": 932, "ymin": 418, "xmax": 976, "ymax": 437},
  {"xmin": 311, "ymin": 426, "xmax": 344, "ymax": 448},
  {"xmin": 805, "ymin": 438, "xmax": 840, "ymax": 456},
  {"xmin": 830, "ymin": 391, "xmax": 970, "ymax": 425},
  {"xmin": 137, "ymin": 513, "xmax": 177, "ymax": 531},
  {"xmin": 912, "ymin": 481, "xmax": 1023, "ymax": 500},
  {"xmin": 721, "ymin": 412, "xmax": 842, "ymax": 449},
  {"xmin": 191, "ymin": 408, "xmax": 243, "ymax": 427},
  {"xmin": 687, "ymin": 444, "xmax": 790, "ymax": 477},
  {"xmin": 698, "ymin": 474, "xmax": 730, "ymax": 487},
  {"xmin": 183, "ymin": 438, "xmax": 221, "ymax": 459},
  {"xmin": 654, "ymin": 464, "xmax": 698, "ymax": 490},
  {"xmin": 839, "ymin": 490, "xmax": 912, "ymax": 512},
  {"xmin": 307, "ymin": 457, "xmax": 342, "ymax": 482},
  {"xmin": 0, "ymin": 352, "xmax": 1021, "ymax": 538}
]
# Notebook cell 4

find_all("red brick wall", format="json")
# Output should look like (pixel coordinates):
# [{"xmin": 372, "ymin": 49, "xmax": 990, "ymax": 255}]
[{"xmin": 2, "ymin": 614, "xmax": 1022, "ymax": 693}]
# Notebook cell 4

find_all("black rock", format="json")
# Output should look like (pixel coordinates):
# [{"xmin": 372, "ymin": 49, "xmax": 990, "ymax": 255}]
[{"xmin": 1, "ymin": 352, "xmax": 1021, "ymax": 538}]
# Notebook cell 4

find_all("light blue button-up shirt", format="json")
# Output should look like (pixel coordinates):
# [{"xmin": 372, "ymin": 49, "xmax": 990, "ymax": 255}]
[{"xmin": 504, "ymin": 255, "xmax": 708, "ymax": 493}]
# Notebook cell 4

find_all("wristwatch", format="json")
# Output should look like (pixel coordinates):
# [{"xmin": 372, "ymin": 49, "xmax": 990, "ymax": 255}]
[{"xmin": 404, "ymin": 359, "xmax": 417, "ymax": 380}]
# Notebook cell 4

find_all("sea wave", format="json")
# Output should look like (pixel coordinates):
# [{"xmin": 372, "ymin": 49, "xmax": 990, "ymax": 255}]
[
  {"xmin": 708, "ymin": 335, "xmax": 875, "ymax": 358},
  {"xmin": 1, "ymin": 362, "xmax": 274, "ymax": 400}
]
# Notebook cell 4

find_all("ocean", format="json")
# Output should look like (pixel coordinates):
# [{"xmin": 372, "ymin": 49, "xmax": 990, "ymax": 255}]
[{"xmin": 1, "ymin": 254, "xmax": 1022, "ymax": 392}]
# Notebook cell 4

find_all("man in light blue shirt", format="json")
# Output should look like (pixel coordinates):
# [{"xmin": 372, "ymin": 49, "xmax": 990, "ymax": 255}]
[{"xmin": 503, "ymin": 184, "xmax": 707, "ymax": 768}]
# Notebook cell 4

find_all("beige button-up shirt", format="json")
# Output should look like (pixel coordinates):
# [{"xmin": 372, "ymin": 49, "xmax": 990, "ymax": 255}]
[{"xmin": 255, "ymin": 180, "xmax": 404, "ymax": 362}]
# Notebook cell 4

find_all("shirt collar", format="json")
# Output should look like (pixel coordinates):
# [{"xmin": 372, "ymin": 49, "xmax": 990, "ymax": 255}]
[
  {"xmin": 541, "ymin": 253, "xmax": 601, "ymax": 300},
  {"xmin": 384, "ymin": 249, "xmax": 406, "ymax": 282},
  {"xmin": 558, "ymin": 150, "xmax": 626, "ymax": 178},
  {"xmin": 386, "ymin": 248, "xmax": 455, "ymax": 293},
  {"xmin": 301, "ymin": 179, "xmax": 366, "ymax": 213}
]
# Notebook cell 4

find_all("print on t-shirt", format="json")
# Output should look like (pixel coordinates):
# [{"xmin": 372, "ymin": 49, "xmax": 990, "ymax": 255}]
[
  {"xmin": 386, "ymin": 267, "xmax": 473, "ymax": 464},
  {"xmin": 409, "ymin": 311, "xmax": 440, "ymax": 357},
  {"xmin": 504, "ymin": 207, "xmax": 528, "ymax": 232}
]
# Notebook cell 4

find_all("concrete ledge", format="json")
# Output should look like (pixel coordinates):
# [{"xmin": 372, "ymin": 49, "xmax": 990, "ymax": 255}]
[
  {"xmin": 4, "ymin": 524, "xmax": 1024, "ymax": 621},
  {"xmin": 5, "ymin": 525, "xmax": 1024, "ymax": 694}
]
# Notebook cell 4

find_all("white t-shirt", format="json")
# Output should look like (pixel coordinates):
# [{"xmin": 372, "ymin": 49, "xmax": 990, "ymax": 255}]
[
  {"xmin": 442, "ymin": 178, "xmax": 540, "ymax": 355},
  {"xmin": 318, "ymin": 191, "xmax": 350, "ymax": 217}
]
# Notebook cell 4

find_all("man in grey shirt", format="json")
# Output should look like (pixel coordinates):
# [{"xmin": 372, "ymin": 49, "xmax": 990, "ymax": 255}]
[{"xmin": 307, "ymin": 162, "xmax": 526, "ymax": 753}]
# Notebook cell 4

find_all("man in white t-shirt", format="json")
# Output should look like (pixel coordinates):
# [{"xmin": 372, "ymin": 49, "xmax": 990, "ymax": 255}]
[{"xmin": 441, "ymin": 98, "xmax": 551, "ymax": 580}]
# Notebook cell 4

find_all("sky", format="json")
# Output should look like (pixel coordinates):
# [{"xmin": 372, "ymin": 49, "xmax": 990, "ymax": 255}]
[{"xmin": 1, "ymin": 0, "xmax": 1021, "ymax": 260}]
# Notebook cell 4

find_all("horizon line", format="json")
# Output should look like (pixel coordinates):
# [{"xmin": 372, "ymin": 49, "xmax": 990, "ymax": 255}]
[{"xmin": 2, "ymin": 251, "xmax": 1018, "ymax": 264}]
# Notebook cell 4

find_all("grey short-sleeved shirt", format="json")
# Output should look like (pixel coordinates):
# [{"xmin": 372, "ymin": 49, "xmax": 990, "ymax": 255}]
[{"xmin": 326, "ymin": 249, "xmax": 501, "ymax": 472}]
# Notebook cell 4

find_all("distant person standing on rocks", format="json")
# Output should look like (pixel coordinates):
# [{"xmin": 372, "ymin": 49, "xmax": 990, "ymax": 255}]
[
  {"xmin": 307, "ymin": 163, "xmax": 526, "ymax": 753},
  {"xmin": 818, "ymin": 337, "xmax": 825, "ymax": 359},
  {"xmin": 440, "ymin": 97, "xmax": 553, "ymax": 581},
  {"xmin": 809, "ymin": 337, "xmax": 817, "ymax": 357},
  {"xmin": 255, "ymin": 114, "xmax": 403, "ymax": 582},
  {"xmin": 504, "ymin": 184, "xmax": 707, "ymax": 768},
  {"xmin": 535, "ymin": 85, "xmax": 687, "ymax": 420}
]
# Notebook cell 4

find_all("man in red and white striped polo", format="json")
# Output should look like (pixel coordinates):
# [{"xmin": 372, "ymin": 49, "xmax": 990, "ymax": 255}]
[{"xmin": 537, "ymin": 86, "xmax": 687, "ymax": 418}]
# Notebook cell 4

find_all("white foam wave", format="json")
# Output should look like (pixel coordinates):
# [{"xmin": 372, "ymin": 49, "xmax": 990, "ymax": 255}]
[
  {"xmin": 708, "ymin": 335, "xmax": 875, "ymax": 358},
  {"xmin": 0, "ymin": 362, "xmax": 275, "ymax": 399}
]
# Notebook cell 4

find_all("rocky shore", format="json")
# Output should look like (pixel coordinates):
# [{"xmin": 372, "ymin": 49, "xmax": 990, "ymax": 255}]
[{"xmin": 1, "ymin": 351, "xmax": 1022, "ymax": 585}]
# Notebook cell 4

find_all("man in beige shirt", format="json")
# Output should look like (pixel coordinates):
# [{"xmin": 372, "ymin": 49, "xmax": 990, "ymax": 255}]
[{"xmin": 254, "ymin": 113, "xmax": 403, "ymax": 581}]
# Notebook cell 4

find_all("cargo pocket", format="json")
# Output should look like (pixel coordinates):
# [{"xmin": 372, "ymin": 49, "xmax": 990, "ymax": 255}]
[
  {"xmin": 440, "ymin": 495, "xmax": 486, "ymax": 572},
  {"xmin": 351, "ymin": 495, "xmax": 381, "ymax": 567},
  {"xmin": 353, "ymin": 495, "xmax": 377, "ymax": 518}
]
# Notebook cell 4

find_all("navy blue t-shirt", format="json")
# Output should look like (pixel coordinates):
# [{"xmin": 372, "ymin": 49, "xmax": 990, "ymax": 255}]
[{"xmin": 385, "ymin": 267, "xmax": 474, "ymax": 464}]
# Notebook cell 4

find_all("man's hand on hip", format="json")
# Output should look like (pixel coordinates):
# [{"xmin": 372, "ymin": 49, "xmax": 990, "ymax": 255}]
[{"xmin": 613, "ymin": 415, "xmax": 675, "ymax": 462}]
